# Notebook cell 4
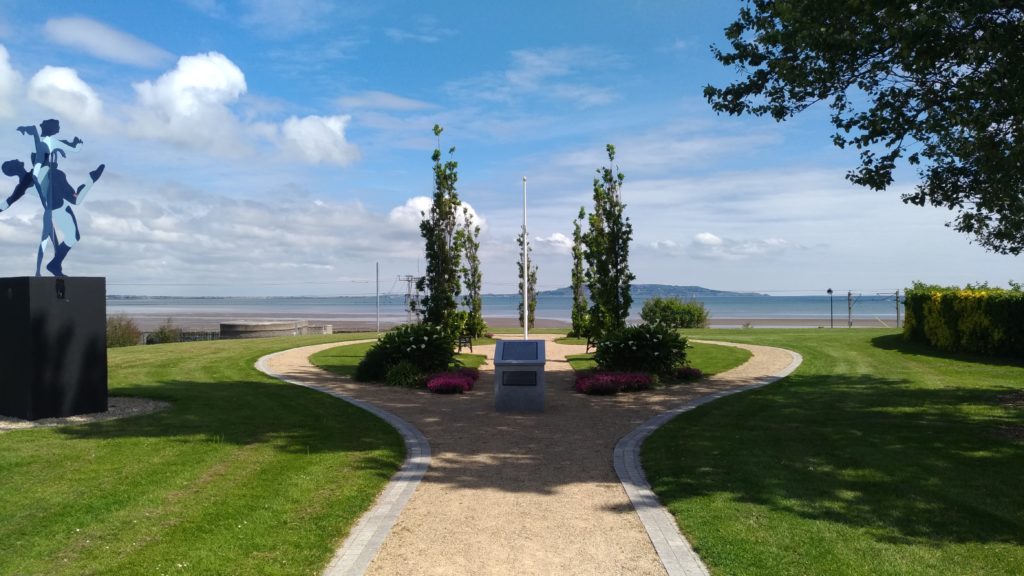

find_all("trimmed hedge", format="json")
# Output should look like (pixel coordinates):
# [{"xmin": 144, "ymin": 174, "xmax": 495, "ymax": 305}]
[
  {"xmin": 903, "ymin": 282, "xmax": 1024, "ymax": 357},
  {"xmin": 640, "ymin": 296, "xmax": 709, "ymax": 329},
  {"xmin": 594, "ymin": 323, "xmax": 688, "ymax": 375}
]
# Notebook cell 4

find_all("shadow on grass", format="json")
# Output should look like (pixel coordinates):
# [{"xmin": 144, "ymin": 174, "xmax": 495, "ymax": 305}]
[
  {"xmin": 56, "ymin": 378, "xmax": 402, "ymax": 466},
  {"xmin": 645, "ymin": 370, "xmax": 1024, "ymax": 547},
  {"xmin": 871, "ymin": 333, "xmax": 1024, "ymax": 368}
]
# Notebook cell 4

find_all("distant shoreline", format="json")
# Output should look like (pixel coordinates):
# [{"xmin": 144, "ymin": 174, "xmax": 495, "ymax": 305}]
[{"xmin": 115, "ymin": 311, "xmax": 899, "ymax": 332}]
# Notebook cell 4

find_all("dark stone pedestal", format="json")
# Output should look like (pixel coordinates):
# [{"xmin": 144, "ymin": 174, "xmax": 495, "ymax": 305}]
[{"xmin": 0, "ymin": 277, "xmax": 107, "ymax": 420}]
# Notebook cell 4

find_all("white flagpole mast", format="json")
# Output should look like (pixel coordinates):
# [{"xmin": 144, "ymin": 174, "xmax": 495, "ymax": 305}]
[{"xmin": 522, "ymin": 176, "xmax": 528, "ymax": 340}]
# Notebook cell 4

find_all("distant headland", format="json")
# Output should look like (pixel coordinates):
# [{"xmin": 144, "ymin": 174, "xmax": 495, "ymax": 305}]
[{"xmin": 534, "ymin": 284, "xmax": 768, "ymax": 298}]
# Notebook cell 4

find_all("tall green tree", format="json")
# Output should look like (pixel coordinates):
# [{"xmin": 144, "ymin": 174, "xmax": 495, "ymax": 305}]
[
  {"xmin": 705, "ymin": 1, "xmax": 1024, "ymax": 255},
  {"xmin": 414, "ymin": 124, "xmax": 463, "ymax": 336},
  {"xmin": 569, "ymin": 206, "xmax": 589, "ymax": 337},
  {"xmin": 459, "ymin": 206, "xmax": 485, "ymax": 338},
  {"xmin": 516, "ymin": 229, "xmax": 538, "ymax": 329},
  {"xmin": 583, "ymin": 144, "xmax": 634, "ymax": 339}
]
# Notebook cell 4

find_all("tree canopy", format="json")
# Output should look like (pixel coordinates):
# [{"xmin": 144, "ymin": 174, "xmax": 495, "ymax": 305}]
[
  {"xmin": 415, "ymin": 125, "xmax": 463, "ymax": 336},
  {"xmin": 705, "ymin": 1, "xmax": 1024, "ymax": 254},
  {"xmin": 584, "ymin": 144, "xmax": 634, "ymax": 339}
]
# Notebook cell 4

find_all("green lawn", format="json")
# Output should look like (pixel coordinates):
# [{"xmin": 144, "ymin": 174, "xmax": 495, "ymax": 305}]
[
  {"xmin": 566, "ymin": 341, "xmax": 753, "ymax": 378},
  {"xmin": 644, "ymin": 329, "xmax": 1024, "ymax": 575},
  {"xmin": 0, "ymin": 334, "xmax": 404, "ymax": 576}
]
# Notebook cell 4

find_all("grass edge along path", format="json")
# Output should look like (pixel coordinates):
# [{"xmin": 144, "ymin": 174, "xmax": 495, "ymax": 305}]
[
  {"xmin": 0, "ymin": 333, "xmax": 405, "ymax": 576},
  {"xmin": 643, "ymin": 328, "xmax": 1024, "ymax": 576}
]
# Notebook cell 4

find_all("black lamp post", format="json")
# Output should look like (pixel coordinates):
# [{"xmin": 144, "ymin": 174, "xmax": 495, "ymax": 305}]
[{"xmin": 827, "ymin": 288, "xmax": 834, "ymax": 328}]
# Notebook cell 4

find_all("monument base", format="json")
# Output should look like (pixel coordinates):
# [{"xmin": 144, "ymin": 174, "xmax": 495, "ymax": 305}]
[
  {"xmin": 494, "ymin": 339, "xmax": 546, "ymax": 412},
  {"xmin": 0, "ymin": 277, "xmax": 107, "ymax": 420}
]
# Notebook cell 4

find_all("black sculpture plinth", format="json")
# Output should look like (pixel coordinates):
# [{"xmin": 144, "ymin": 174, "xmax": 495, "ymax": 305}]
[{"xmin": 0, "ymin": 277, "xmax": 107, "ymax": 420}]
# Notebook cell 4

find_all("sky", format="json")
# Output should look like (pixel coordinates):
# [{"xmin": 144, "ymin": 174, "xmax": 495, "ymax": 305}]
[{"xmin": 0, "ymin": 0, "xmax": 1016, "ymax": 297}]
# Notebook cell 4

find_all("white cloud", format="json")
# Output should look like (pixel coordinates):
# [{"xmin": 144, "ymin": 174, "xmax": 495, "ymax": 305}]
[
  {"xmin": 241, "ymin": 0, "xmax": 334, "ymax": 37},
  {"xmin": 694, "ymin": 232, "xmax": 722, "ymax": 246},
  {"xmin": 534, "ymin": 232, "xmax": 573, "ymax": 254},
  {"xmin": 44, "ymin": 18, "xmax": 173, "ymax": 68},
  {"xmin": 651, "ymin": 239, "xmax": 679, "ymax": 250},
  {"xmin": 28, "ymin": 66, "xmax": 103, "ymax": 125},
  {"xmin": 129, "ymin": 52, "xmax": 248, "ymax": 153},
  {"xmin": 123, "ymin": 52, "xmax": 362, "ymax": 164},
  {"xmin": 183, "ymin": 0, "xmax": 227, "ymax": 17},
  {"xmin": 338, "ymin": 91, "xmax": 433, "ymax": 111},
  {"xmin": 446, "ymin": 47, "xmax": 621, "ymax": 107},
  {"xmin": 690, "ymin": 232, "xmax": 794, "ymax": 260},
  {"xmin": 385, "ymin": 28, "xmax": 438, "ymax": 43},
  {"xmin": 0, "ymin": 45, "xmax": 22, "ymax": 119},
  {"xmin": 279, "ymin": 115, "xmax": 360, "ymax": 166},
  {"xmin": 388, "ymin": 196, "xmax": 432, "ymax": 230},
  {"xmin": 134, "ymin": 52, "xmax": 245, "ymax": 119},
  {"xmin": 388, "ymin": 196, "xmax": 486, "ymax": 232},
  {"xmin": 384, "ymin": 16, "xmax": 455, "ymax": 44}
]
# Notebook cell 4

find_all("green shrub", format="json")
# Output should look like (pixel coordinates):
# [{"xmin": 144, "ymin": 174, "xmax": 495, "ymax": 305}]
[
  {"xmin": 385, "ymin": 361, "xmax": 424, "ymax": 388},
  {"xmin": 146, "ymin": 318, "xmax": 181, "ymax": 344},
  {"xmin": 904, "ymin": 282, "xmax": 1024, "ymax": 357},
  {"xmin": 594, "ymin": 323, "xmax": 688, "ymax": 375},
  {"xmin": 106, "ymin": 314, "xmax": 142, "ymax": 348},
  {"xmin": 640, "ymin": 296, "xmax": 709, "ymax": 329},
  {"xmin": 354, "ymin": 345, "xmax": 391, "ymax": 382},
  {"xmin": 354, "ymin": 323, "xmax": 456, "ymax": 382}
]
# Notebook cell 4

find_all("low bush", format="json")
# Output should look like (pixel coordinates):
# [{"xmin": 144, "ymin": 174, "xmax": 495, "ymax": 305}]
[
  {"xmin": 676, "ymin": 366, "xmax": 704, "ymax": 381},
  {"xmin": 106, "ymin": 314, "xmax": 142, "ymax": 348},
  {"xmin": 354, "ymin": 323, "xmax": 455, "ymax": 382},
  {"xmin": 594, "ymin": 323, "xmax": 688, "ymax": 375},
  {"xmin": 146, "ymin": 318, "xmax": 181, "ymax": 344},
  {"xmin": 425, "ymin": 372, "xmax": 475, "ymax": 393},
  {"xmin": 385, "ymin": 361, "xmax": 423, "ymax": 388},
  {"xmin": 640, "ymin": 296, "xmax": 709, "ymax": 329},
  {"xmin": 574, "ymin": 371, "xmax": 653, "ymax": 395}
]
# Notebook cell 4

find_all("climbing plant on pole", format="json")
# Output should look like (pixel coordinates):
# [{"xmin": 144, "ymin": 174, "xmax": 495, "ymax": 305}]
[
  {"xmin": 583, "ymin": 144, "xmax": 634, "ymax": 340},
  {"xmin": 516, "ymin": 229, "xmax": 538, "ymax": 330},
  {"xmin": 569, "ymin": 206, "xmax": 589, "ymax": 338}
]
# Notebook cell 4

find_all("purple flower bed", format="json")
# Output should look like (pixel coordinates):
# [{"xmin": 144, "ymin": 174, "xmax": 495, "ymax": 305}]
[
  {"xmin": 456, "ymin": 366, "xmax": 480, "ymax": 382},
  {"xmin": 676, "ymin": 366, "xmax": 704, "ymax": 381},
  {"xmin": 574, "ymin": 371, "xmax": 653, "ymax": 395},
  {"xmin": 425, "ymin": 371, "xmax": 475, "ymax": 394}
]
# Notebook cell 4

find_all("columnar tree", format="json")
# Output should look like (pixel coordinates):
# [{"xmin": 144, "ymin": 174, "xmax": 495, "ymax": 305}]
[
  {"xmin": 516, "ymin": 229, "xmax": 538, "ymax": 329},
  {"xmin": 459, "ymin": 206, "xmax": 485, "ymax": 337},
  {"xmin": 414, "ymin": 124, "xmax": 463, "ymax": 337},
  {"xmin": 583, "ymin": 144, "xmax": 634, "ymax": 340},
  {"xmin": 706, "ymin": 1, "xmax": 1024, "ymax": 254},
  {"xmin": 569, "ymin": 206, "xmax": 589, "ymax": 337}
]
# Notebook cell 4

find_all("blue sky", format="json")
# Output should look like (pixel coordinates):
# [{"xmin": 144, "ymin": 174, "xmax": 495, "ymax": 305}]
[{"xmin": 0, "ymin": 0, "xmax": 1016, "ymax": 296}]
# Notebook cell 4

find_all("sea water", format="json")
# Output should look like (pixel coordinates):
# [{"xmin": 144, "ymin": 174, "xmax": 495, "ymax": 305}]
[{"xmin": 108, "ymin": 293, "xmax": 901, "ymax": 324}]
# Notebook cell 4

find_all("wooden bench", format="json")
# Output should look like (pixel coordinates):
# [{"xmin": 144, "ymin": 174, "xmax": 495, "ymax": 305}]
[{"xmin": 457, "ymin": 332, "xmax": 473, "ymax": 352}]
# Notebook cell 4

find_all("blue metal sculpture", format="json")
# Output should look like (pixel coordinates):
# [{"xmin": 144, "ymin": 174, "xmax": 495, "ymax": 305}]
[{"xmin": 1, "ymin": 119, "xmax": 104, "ymax": 277}]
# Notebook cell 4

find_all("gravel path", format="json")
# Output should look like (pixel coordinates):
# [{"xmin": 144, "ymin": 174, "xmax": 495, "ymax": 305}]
[{"xmin": 263, "ymin": 335, "xmax": 797, "ymax": 576}]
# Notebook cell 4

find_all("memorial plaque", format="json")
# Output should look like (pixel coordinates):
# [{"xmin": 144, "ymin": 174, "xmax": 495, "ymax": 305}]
[
  {"xmin": 501, "ymin": 341, "xmax": 539, "ymax": 361},
  {"xmin": 502, "ymin": 371, "xmax": 537, "ymax": 387}
]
